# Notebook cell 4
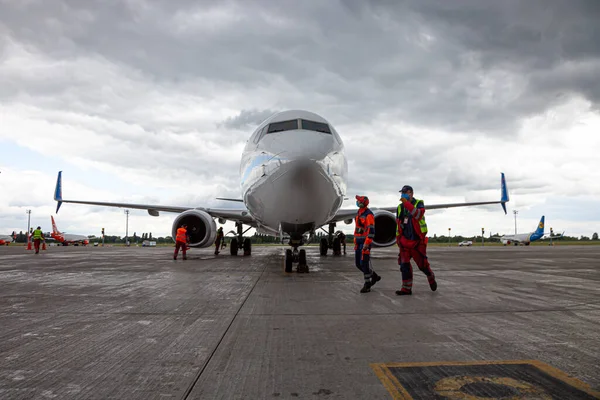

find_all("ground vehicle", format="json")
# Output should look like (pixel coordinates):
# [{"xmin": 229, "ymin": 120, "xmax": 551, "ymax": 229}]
[{"xmin": 458, "ymin": 241, "xmax": 473, "ymax": 246}]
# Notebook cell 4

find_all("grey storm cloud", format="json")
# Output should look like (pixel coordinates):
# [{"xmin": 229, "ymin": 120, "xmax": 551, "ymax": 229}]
[
  {"xmin": 1, "ymin": 0, "xmax": 599, "ymax": 136},
  {"xmin": 219, "ymin": 109, "xmax": 278, "ymax": 130}
]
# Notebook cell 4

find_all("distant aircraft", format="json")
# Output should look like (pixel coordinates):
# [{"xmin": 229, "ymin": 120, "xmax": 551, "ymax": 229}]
[
  {"xmin": 0, "ymin": 232, "xmax": 16, "ymax": 246},
  {"xmin": 50, "ymin": 216, "xmax": 89, "ymax": 246},
  {"xmin": 54, "ymin": 110, "xmax": 509, "ymax": 271},
  {"xmin": 492, "ymin": 216, "xmax": 563, "ymax": 246}
]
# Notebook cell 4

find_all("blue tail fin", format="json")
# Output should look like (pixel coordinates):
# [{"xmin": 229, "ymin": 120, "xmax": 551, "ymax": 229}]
[
  {"xmin": 500, "ymin": 172, "xmax": 509, "ymax": 214},
  {"xmin": 535, "ymin": 216, "xmax": 545, "ymax": 235},
  {"xmin": 54, "ymin": 171, "xmax": 63, "ymax": 213}
]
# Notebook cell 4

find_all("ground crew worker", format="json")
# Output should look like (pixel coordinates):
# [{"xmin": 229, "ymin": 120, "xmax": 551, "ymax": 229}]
[
  {"xmin": 173, "ymin": 224, "xmax": 188, "ymax": 260},
  {"xmin": 395, "ymin": 185, "xmax": 437, "ymax": 295},
  {"xmin": 354, "ymin": 195, "xmax": 381, "ymax": 293},
  {"xmin": 214, "ymin": 227, "xmax": 224, "ymax": 255},
  {"xmin": 338, "ymin": 231, "xmax": 346, "ymax": 255},
  {"xmin": 31, "ymin": 226, "xmax": 45, "ymax": 254}
]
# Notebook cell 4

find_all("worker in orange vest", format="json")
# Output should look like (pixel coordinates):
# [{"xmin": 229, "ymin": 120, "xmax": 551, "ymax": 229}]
[
  {"xmin": 173, "ymin": 224, "xmax": 188, "ymax": 260},
  {"xmin": 354, "ymin": 195, "xmax": 381, "ymax": 293}
]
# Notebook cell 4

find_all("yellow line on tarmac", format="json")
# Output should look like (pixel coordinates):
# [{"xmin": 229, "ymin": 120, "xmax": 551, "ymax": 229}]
[{"xmin": 370, "ymin": 363, "xmax": 413, "ymax": 400}]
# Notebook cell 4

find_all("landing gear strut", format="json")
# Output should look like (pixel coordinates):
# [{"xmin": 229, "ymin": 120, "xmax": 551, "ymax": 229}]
[
  {"xmin": 285, "ymin": 237, "xmax": 308, "ymax": 273},
  {"xmin": 229, "ymin": 222, "xmax": 252, "ymax": 256}
]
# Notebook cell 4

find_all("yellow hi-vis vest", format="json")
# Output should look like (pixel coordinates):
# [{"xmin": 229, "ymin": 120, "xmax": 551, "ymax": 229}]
[
  {"xmin": 33, "ymin": 229, "xmax": 43, "ymax": 240},
  {"xmin": 396, "ymin": 198, "xmax": 428, "ymax": 236}
]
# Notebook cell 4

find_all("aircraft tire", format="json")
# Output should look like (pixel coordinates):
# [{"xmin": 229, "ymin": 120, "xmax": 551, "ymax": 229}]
[
  {"xmin": 319, "ymin": 238, "xmax": 328, "ymax": 256},
  {"xmin": 243, "ymin": 238, "xmax": 252, "ymax": 255},
  {"xmin": 285, "ymin": 249, "xmax": 293, "ymax": 272},
  {"xmin": 230, "ymin": 238, "xmax": 239, "ymax": 256},
  {"xmin": 299, "ymin": 249, "xmax": 307, "ymax": 265},
  {"xmin": 333, "ymin": 237, "xmax": 341, "ymax": 256}
]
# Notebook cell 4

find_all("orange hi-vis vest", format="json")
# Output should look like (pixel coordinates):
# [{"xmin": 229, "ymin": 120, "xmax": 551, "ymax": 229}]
[
  {"xmin": 354, "ymin": 208, "xmax": 375, "ymax": 247},
  {"xmin": 176, "ymin": 227, "xmax": 187, "ymax": 243}
]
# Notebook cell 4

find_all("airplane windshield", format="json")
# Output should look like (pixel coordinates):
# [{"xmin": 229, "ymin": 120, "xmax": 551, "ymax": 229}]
[
  {"xmin": 267, "ymin": 120, "xmax": 298, "ymax": 133},
  {"xmin": 300, "ymin": 119, "xmax": 331, "ymax": 134}
]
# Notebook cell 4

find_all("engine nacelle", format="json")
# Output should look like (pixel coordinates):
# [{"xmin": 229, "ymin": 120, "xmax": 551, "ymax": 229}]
[
  {"xmin": 171, "ymin": 209, "xmax": 217, "ymax": 248},
  {"xmin": 372, "ymin": 209, "xmax": 397, "ymax": 248}
]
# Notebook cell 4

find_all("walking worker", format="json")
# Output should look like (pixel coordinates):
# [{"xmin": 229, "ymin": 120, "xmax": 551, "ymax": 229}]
[
  {"xmin": 173, "ymin": 224, "xmax": 188, "ymax": 260},
  {"xmin": 354, "ymin": 195, "xmax": 381, "ymax": 293},
  {"xmin": 337, "ymin": 231, "xmax": 346, "ymax": 255},
  {"xmin": 395, "ymin": 185, "xmax": 437, "ymax": 295},
  {"xmin": 215, "ymin": 227, "xmax": 224, "ymax": 255},
  {"xmin": 31, "ymin": 226, "xmax": 45, "ymax": 254}
]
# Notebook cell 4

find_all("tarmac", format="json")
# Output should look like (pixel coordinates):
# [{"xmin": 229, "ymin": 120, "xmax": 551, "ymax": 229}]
[{"xmin": 0, "ymin": 244, "xmax": 599, "ymax": 399}]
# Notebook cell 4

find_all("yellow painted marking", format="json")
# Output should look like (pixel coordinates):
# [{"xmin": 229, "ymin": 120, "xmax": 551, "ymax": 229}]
[
  {"xmin": 370, "ymin": 360, "xmax": 600, "ymax": 399},
  {"xmin": 434, "ymin": 375, "xmax": 551, "ymax": 400},
  {"xmin": 370, "ymin": 364, "xmax": 411, "ymax": 400},
  {"xmin": 527, "ymin": 360, "xmax": 600, "ymax": 398}
]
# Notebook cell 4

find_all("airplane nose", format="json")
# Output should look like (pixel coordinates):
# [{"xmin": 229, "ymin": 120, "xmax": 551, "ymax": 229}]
[{"xmin": 267, "ymin": 130, "xmax": 334, "ymax": 160}]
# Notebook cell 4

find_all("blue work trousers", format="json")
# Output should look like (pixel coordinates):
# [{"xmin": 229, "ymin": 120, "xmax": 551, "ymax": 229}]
[{"xmin": 354, "ymin": 241, "xmax": 372, "ymax": 282}]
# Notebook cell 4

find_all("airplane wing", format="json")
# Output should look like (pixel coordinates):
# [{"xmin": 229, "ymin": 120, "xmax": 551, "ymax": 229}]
[
  {"xmin": 330, "ymin": 172, "xmax": 509, "ymax": 223},
  {"xmin": 540, "ymin": 232, "xmax": 565, "ymax": 240},
  {"xmin": 53, "ymin": 171, "xmax": 256, "ymax": 225}
]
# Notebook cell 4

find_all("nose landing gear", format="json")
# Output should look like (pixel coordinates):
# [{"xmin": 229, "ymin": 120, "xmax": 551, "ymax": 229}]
[
  {"xmin": 284, "ymin": 238, "xmax": 308, "ymax": 273},
  {"xmin": 229, "ymin": 222, "xmax": 252, "ymax": 256},
  {"xmin": 319, "ymin": 223, "xmax": 344, "ymax": 256}
]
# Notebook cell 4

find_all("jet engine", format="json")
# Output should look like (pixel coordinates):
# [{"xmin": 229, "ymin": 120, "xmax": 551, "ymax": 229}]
[
  {"xmin": 372, "ymin": 210, "xmax": 397, "ymax": 247},
  {"xmin": 171, "ymin": 210, "xmax": 217, "ymax": 248}
]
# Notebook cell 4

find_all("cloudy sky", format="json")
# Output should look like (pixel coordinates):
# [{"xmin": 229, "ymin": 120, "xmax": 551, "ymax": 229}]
[{"xmin": 1, "ymin": 0, "xmax": 599, "ymax": 240}]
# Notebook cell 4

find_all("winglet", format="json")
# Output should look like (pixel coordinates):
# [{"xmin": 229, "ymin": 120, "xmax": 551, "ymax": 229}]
[
  {"xmin": 500, "ymin": 172, "xmax": 509, "ymax": 214},
  {"xmin": 216, "ymin": 197, "xmax": 244, "ymax": 203},
  {"xmin": 54, "ymin": 171, "xmax": 63, "ymax": 213}
]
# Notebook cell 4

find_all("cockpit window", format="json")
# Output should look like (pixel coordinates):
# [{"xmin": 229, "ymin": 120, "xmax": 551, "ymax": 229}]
[
  {"xmin": 267, "ymin": 119, "xmax": 298, "ymax": 133},
  {"xmin": 300, "ymin": 119, "xmax": 331, "ymax": 134}
]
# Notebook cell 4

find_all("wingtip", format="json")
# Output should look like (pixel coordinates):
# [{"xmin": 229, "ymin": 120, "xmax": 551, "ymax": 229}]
[
  {"xmin": 500, "ymin": 172, "xmax": 509, "ymax": 201},
  {"xmin": 54, "ymin": 171, "xmax": 63, "ymax": 213}
]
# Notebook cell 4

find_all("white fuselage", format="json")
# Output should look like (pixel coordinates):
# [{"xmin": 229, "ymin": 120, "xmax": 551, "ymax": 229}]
[
  {"xmin": 0, "ymin": 235, "xmax": 14, "ymax": 244},
  {"xmin": 501, "ymin": 233, "xmax": 533, "ymax": 245},
  {"xmin": 239, "ymin": 110, "xmax": 347, "ymax": 239}
]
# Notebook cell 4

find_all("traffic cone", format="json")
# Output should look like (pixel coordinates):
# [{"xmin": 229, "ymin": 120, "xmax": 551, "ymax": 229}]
[
  {"xmin": 42, "ymin": 242, "xmax": 47, "ymax": 251},
  {"xmin": 26, "ymin": 239, "xmax": 32, "ymax": 250}
]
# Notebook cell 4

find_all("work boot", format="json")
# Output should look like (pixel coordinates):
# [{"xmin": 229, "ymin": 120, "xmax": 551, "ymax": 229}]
[
  {"xmin": 371, "ymin": 272, "xmax": 381, "ymax": 287},
  {"xmin": 183, "ymin": 256, "xmax": 187, "ymax": 260},
  {"xmin": 360, "ymin": 282, "xmax": 371, "ymax": 293},
  {"xmin": 395, "ymin": 289, "xmax": 412, "ymax": 296},
  {"xmin": 429, "ymin": 280, "xmax": 437, "ymax": 291}
]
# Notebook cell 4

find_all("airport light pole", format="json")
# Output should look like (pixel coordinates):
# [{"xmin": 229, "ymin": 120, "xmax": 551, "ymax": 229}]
[
  {"xmin": 124, "ymin": 210, "xmax": 130, "ymax": 246},
  {"xmin": 482, "ymin": 227, "xmax": 485, "ymax": 247},
  {"xmin": 513, "ymin": 210, "xmax": 518, "ymax": 234},
  {"xmin": 448, "ymin": 228, "xmax": 451, "ymax": 247}
]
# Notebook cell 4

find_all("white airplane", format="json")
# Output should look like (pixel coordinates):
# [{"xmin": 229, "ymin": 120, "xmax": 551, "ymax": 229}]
[
  {"xmin": 492, "ymin": 216, "xmax": 563, "ymax": 246},
  {"xmin": 0, "ymin": 233, "xmax": 16, "ymax": 246},
  {"xmin": 54, "ymin": 110, "xmax": 509, "ymax": 272},
  {"xmin": 49, "ymin": 216, "xmax": 90, "ymax": 246}
]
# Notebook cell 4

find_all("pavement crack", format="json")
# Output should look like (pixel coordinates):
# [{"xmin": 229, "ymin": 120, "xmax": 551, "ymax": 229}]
[{"xmin": 181, "ymin": 261, "xmax": 268, "ymax": 400}]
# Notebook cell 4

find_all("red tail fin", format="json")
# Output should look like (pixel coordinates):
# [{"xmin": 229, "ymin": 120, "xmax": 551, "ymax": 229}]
[{"xmin": 51, "ymin": 216, "xmax": 60, "ymax": 234}]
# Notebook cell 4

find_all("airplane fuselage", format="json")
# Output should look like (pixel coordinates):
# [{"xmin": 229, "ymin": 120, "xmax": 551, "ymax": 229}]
[
  {"xmin": 240, "ymin": 110, "xmax": 348, "ymax": 240},
  {"xmin": 51, "ymin": 232, "xmax": 89, "ymax": 245},
  {"xmin": 501, "ymin": 231, "xmax": 543, "ymax": 245}
]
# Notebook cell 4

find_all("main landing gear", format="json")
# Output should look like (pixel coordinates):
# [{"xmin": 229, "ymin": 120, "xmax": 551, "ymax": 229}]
[
  {"xmin": 229, "ymin": 222, "xmax": 252, "ymax": 256},
  {"xmin": 285, "ymin": 237, "xmax": 308, "ymax": 273},
  {"xmin": 319, "ymin": 223, "xmax": 343, "ymax": 256}
]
